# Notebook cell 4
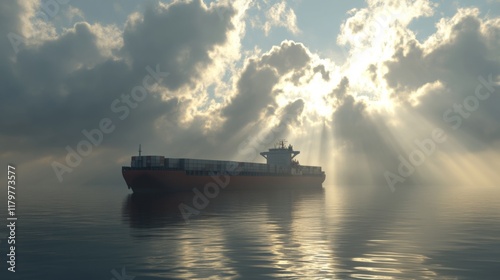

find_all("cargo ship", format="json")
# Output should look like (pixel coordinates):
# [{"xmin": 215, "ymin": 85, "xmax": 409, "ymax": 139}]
[{"xmin": 122, "ymin": 141, "xmax": 325, "ymax": 193}]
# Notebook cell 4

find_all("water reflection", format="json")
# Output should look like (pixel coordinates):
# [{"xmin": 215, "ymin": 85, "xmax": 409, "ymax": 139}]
[
  {"xmin": 122, "ymin": 188, "xmax": 326, "ymax": 228},
  {"xmin": 121, "ymin": 188, "xmax": 335, "ymax": 279},
  {"xmin": 122, "ymin": 192, "xmax": 194, "ymax": 227},
  {"xmin": 4, "ymin": 185, "xmax": 499, "ymax": 279},
  {"xmin": 118, "ymin": 186, "xmax": 499, "ymax": 279}
]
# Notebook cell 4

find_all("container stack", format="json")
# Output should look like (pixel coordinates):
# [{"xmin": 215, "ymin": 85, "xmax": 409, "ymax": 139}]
[
  {"xmin": 131, "ymin": 156, "xmax": 165, "ymax": 168},
  {"xmin": 132, "ymin": 155, "xmax": 323, "ymax": 175},
  {"xmin": 165, "ymin": 158, "xmax": 180, "ymax": 168},
  {"xmin": 299, "ymin": 166, "xmax": 322, "ymax": 175}
]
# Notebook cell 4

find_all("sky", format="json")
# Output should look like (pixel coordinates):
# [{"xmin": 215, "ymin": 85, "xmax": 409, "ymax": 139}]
[{"xmin": 0, "ymin": 0, "xmax": 499, "ymax": 191}]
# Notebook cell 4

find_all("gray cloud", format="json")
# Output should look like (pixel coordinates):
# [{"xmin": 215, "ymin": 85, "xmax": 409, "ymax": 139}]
[
  {"xmin": 276, "ymin": 98, "xmax": 305, "ymax": 131},
  {"xmin": 122, "ymin": 0, "xmax": 235, "ymax": 91},
  {"xmin": 222, "ymin": 61, "xmax": 279, "ymax": 133},
  {"xmin": 222, "ymin": 41, "xmax": 312, "ymax": 134},
  {"xmin": 259, "ymin": 40, "xmax": 310, "ymax": 75},
  {"xmin": 328, "ymin": 79, "xmax": 408, "ymax": 187},
  {"xmin": 313, "ymin": 64, "xmax": 330, "ymax": 81},
  {"xmin": 385, "ymin": 9, "xmax": 500, "ymax": 148},
  {"xmin": 0, "ymin": 1, "xmax": 23, "ymax": 61},
  {"xmin": 0, "ymin": 0, "xmax": 239, "ymax": 185},
  {"xmin": 328, "ymin": 76, "xmax": 349, "ymax": 101}
]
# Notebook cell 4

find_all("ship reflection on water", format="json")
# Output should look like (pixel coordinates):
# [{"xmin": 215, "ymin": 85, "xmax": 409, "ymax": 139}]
[
  {"xmin": 122, "ymin": 188, "xmax": 325, "ymax": 228},
  {"xmin": 117, "ymin": 186, "xmax": 497, "ymax": 279},
  {"xmin": 122, "ymin": 192, "xmax": 194, "ymax": 227},
  {"xmin": 121, "ymin": 188, "xmax": 334, "ymax": 279},
  {"xmin": 120, "ymin": 187, "xmax": 442, "ymax": 279}
]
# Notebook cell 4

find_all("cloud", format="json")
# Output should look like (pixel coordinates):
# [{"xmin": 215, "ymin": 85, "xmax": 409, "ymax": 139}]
[
  {"xmin": 336, "ymin": 0, "xmax": 436, "ymax": 101},
  {"xmin": 222, "ymin": 59, "xmax": 279, "ymax": 133},
  {"xmin": 0, "ymin": 1, "xmax": 24, "ymax": 61},
  {"xmin": 121, "ymin": 0, "xmax": 236, "ymax": 91},
  {"xmin": 385, "ymin": 9, "xmax": 499, "ymax": 92},
  {"xmin": 317, "ymin": 2, "xmax": 500, "ymax": 187},
  {"xmin": 0, "ymin": 0, "xmax": 244, "ymax": 185},
  {"xmin": 321, "ymin": 78, "xmax": 405, "ymax": 187},
  {"xmin": 385, "ymin": 8, "xmax": 500, "ymax": 148},
  {"xmin": 337, "ymin": 0, "xmax": 435, "ymax": 56},
  {"xmin": 221, "ymin": 40, "xmax": 311, "ymax": 137},
  {"xmin": 263, "ymin": 1, "xmax": 300, "ymax": 36},
  {"xmin": 313, "ymin": 65, "xmax": 330, "ymax": 81},
  {"xmin": 260, "ymin": 40, "xmax": 310, "ymax": 75}
]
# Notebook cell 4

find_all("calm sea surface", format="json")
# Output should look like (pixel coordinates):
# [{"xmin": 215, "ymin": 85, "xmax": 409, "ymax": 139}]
[{"xmin": 1, "ymin": 184, "xmax": 499, "ymax": 279}]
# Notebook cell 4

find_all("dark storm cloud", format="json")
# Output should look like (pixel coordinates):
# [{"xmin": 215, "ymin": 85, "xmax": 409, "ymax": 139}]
[
  {"xmin": 122, "ymin": 0, "xmax": 235, "ymax": 91},
  {"xmin": 6, "ymin": 22, "xmax": 106, "ymax": 140},
  {"xmin": 0, "ymin": 0, "xmax": 239, "ymax": 185},
  {"xmin": 0, "ymin": 1, "xmax": 23, "ymax": 61},
  {"xmin": 0, "ymin": 0, "xmax": 236, "ymax": 149},
  {"xmin": 0, "ymin": 1, "xmax": 24, "ymax": 120},
  {"xmin": 0, "ymin": 21, "xmax": 160, "ymax": 152},
  {"xmin": 15, "ymin": 22, "xmax": 104, "ymax": 86},
  {"xmin": 222, "ymin": 60, "xmax": 279, "ymax": 133}
]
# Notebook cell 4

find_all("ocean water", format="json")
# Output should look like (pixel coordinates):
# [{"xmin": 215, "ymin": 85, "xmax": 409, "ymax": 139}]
[{"xmin": 1, "ymin": 184, "xmax": 499, "ymax": 279}]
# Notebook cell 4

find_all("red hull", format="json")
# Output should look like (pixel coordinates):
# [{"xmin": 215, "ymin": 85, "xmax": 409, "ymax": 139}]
[{"xmin": 122, "ymin": 169, "xmax": 325, "ymax": 193}]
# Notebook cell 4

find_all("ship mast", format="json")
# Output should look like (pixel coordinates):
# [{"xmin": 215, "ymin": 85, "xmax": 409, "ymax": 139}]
[{"xmin": 277, "ymin": 139, "xmax": 287, "ymax": 149}]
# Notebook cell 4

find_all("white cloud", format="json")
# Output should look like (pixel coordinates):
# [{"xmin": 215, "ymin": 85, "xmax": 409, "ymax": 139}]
[
  {"xmin": 260, "ymin": 1, "xmax": 300, "ymax": 36},
  {"xmin": 65, "ymin": 5, "xmax": 85, "ymax": 22}
]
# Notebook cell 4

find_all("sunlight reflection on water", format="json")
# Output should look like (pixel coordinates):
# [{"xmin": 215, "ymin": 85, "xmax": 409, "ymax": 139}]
[{"xmin": 1, "ymin": 185, "xmax": 499, "ymax": 279}]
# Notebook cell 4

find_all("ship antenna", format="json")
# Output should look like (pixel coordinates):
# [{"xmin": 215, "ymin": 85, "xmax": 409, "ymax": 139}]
[
  {"xmin": 138, "ymin": 144, "xmax": 142, "ymax": 156},
  {"xmin": 278, "ymin": 139, "xmax": 287, "ymax": 149}
]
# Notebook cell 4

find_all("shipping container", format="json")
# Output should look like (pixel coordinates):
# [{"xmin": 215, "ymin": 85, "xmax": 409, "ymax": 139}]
[
  {"xmin": 167, "ymin": 158, "xmax": 179, "ymax": 168},
  {"xmin": 131, "ymin": 156, "xmax": 164, "ymax": 168}
]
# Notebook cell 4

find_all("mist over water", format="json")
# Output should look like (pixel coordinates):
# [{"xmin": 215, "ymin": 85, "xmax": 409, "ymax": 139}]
[{"xmin": 1, "ymin": 184, "xmax": 499, "ymax": 279}]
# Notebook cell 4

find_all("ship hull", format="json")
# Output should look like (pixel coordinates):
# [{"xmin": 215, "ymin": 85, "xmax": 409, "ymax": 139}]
[{"xmin": 122, "ymin": 168, "xmax": 325, "ymax": 193}]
